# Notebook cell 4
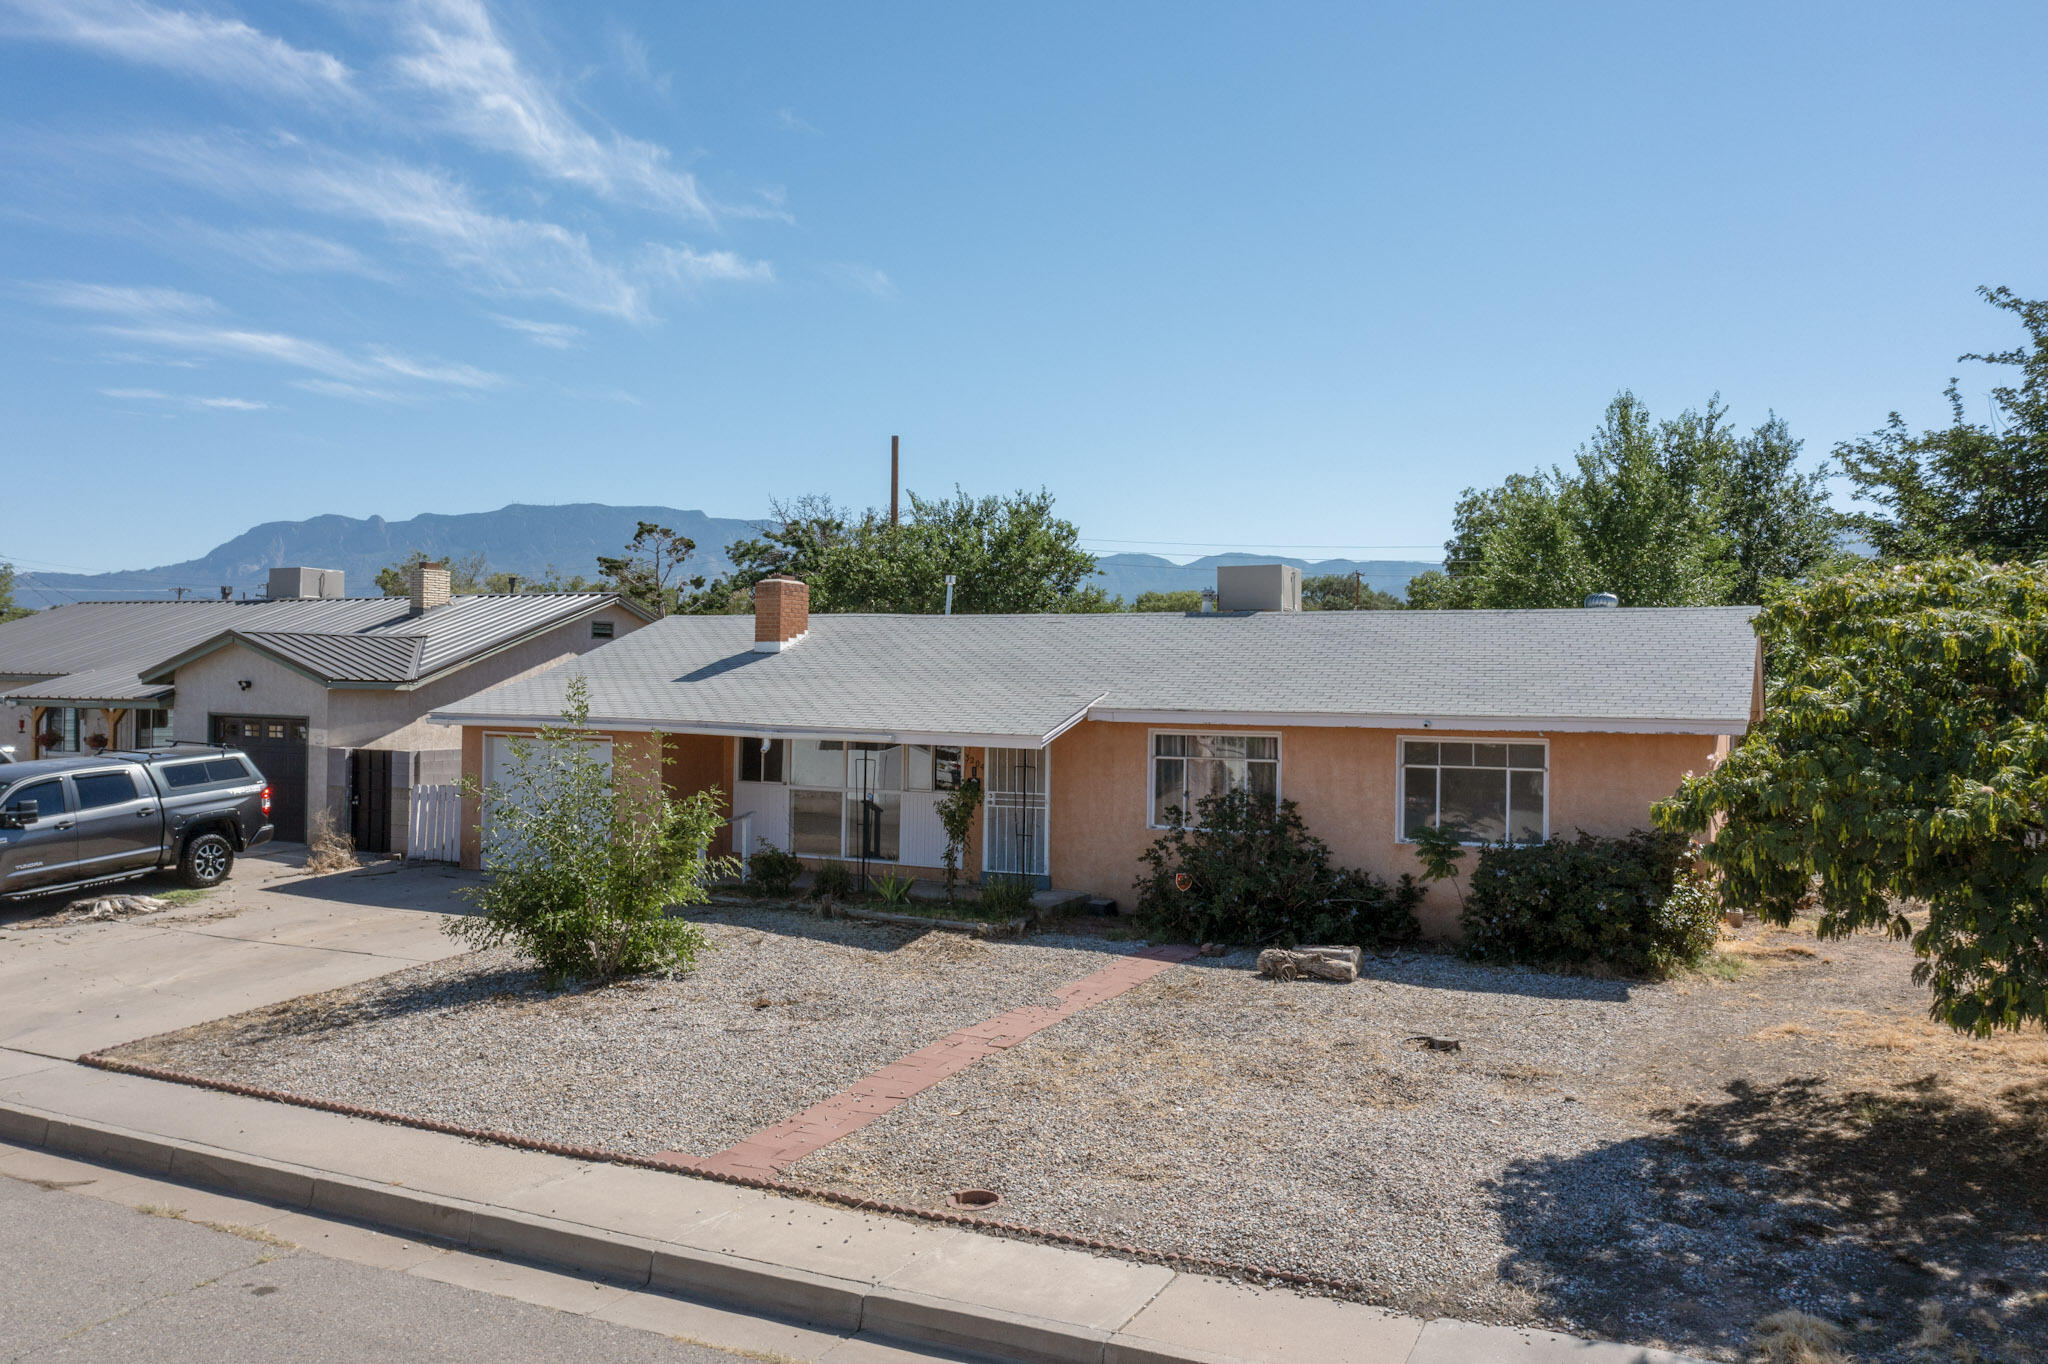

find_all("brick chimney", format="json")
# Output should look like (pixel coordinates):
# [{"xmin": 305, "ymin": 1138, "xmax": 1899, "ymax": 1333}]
[
  {"xmin": 410, "ymin": 561, "xmax": 453, "ymax": 615},
  {"xmin": 753, "ymin": 574, "xmax": 809, "ymax": 652}
]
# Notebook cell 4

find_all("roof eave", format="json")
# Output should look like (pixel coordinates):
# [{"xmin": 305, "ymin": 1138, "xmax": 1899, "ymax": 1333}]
[
  {"xmin": 425, "ymin": 708, "xmax": 1095, "ymax": 750},
  {"xmin": 1083, "ymin": 706, "xmax": 1753, "ymax": 735}
]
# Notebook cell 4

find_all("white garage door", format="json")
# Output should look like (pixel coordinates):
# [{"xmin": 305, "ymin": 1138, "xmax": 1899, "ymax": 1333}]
[{"xmin": 482, "ymin": 732, "xmax": 613, "ymax": 857}]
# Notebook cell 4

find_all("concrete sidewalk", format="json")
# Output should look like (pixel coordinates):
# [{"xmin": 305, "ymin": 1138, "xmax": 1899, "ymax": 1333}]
[{"xmin": 0, "ymin": 1055, "xmax": 1693, "ymax": 1364}]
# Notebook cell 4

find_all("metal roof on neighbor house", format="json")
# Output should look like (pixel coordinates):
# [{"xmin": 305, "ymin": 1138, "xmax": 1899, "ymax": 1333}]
[
  {"xmin": 0, "ymin": 593, "xmax": 639, "ymax": 705},
  {"xmin": 432, "ymin": 606, "xmax": 1764, "ymax": 744}
]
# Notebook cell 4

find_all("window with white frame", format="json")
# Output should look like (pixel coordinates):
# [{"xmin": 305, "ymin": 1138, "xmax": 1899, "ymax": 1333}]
[
  {"xmin": 748, "ymin": 738, "xmax": 963, "ymax": 861},
  {"xmin": 1150, "ymin": 732, "xmax": 1279, "ymax": 828},
  {"xmin": 1400, "ymin": 739, "xmax": 1546, "ymax": 844}
]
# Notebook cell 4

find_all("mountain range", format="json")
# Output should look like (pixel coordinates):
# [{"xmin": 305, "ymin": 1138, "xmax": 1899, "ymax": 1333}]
[{"xmin": 13, "ymin": 504, "xmax": 1442, "ymax": 609}]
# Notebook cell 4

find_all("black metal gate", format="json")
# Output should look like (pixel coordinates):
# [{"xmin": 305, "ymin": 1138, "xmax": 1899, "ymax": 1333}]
[
  {"xmin": 349, "ymin": 749, "xmax": 393, "ymax": 855},
  {"xmin": 211, "ymin": 714, "xmax": 310, "ymax": 842}
]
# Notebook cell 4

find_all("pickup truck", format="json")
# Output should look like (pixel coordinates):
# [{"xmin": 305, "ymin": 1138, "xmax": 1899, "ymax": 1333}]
[{"xmin": 0, "ymin": 748, "xmax": 274, "ymax": 898}]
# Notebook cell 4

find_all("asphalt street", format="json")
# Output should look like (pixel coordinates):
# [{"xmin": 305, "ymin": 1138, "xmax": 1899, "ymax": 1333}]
[{"xmin": 0, "ymin": 1173, "xmax": 764, "ymax": 1363}]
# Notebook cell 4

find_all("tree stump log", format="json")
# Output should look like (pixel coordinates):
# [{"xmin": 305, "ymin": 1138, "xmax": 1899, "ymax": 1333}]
[{"xmin": 1257, "ymin": 946, "xmax": 1361, "ymax": 982}]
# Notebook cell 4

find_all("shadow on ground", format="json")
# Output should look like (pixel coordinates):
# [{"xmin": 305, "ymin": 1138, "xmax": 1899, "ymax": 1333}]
[{"xmin": 1493, "ymin": 1074, "xmax": 2048, "ymax": 1360}]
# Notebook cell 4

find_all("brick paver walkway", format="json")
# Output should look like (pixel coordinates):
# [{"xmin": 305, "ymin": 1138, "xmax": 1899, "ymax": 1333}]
[{"xmin": 658, "ymin": 943, "xmax": 1199, "ymax": 1180}]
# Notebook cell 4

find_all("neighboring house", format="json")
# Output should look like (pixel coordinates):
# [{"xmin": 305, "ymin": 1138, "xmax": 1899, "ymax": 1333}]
[
  {"xmin": 434, "ymin": 567, "xmax": 1763, "ymax": 934},
  {"xmin": 0, "ymin": 564, "xmax": 650, "ymax": 847}
]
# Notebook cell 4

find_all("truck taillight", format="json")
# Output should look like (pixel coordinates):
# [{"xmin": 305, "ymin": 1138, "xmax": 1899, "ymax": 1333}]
[{"xmin": 260, "ymin": 785, "xmax": 272, "ymax": 816}]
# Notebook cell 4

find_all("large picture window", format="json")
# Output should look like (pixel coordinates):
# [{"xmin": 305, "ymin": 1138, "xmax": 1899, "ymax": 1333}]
[
  {"xmin": 1400, "ymin": 739, "xmax": 1546, "ymax": 844},
  {"xmin": 1150, "ymin": 732, "xmax": 1279, "ymax": 828},
  {"xmin": 759, "ymin": 738, "xmax": 963, "ymax": 862}
]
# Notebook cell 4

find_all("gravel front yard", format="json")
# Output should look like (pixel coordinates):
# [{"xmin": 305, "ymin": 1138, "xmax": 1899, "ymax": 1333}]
[{"xmin": 105, "ymin": 905, "xmax": 2048, "ymax": 1362}]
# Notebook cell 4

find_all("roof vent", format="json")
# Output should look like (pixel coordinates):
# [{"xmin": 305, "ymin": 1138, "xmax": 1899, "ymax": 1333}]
[
  {"xmin": 1584, "ymin": 592, "xmax": 1619, "ymax": 609},
  {"xmin": 1215, "ymin": 563, "xmax": 1301, "ymax": 612},
  {"xmin": 266, "ymin": 566, "xmax": 346, "ymax": 600}
]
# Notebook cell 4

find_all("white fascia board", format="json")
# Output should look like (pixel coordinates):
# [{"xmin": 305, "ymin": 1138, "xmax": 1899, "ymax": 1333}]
[
  {"xmin": 1083, "ymin": 707, "xmax": 1749, "ymax": 736},
  {"xmin": 426, "ymin": 710, "xmax": 1070, "ymax": 749}
]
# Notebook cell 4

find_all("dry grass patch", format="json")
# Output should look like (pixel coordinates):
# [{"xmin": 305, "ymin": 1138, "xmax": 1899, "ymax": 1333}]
[
  {"xmin": 303, "ymin": 809, "xmax": 359, "ymax": 875},
  {"xmin": 1753, "ymin": 1309, "xmax": 1846, "ymax": 1364}
]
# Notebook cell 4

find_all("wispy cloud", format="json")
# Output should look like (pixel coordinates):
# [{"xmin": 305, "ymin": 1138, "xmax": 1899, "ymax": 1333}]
[
  {"xmin": 42, "ymin": 278, "xmax": 500, "ymax": 395},
  {"xmin": 176, "ymin": 222, "xmax": 391, "ymax": 279},
  {"xmin": 607, "ymin": 22, "xmax": 669, "ymax": 99},
  {"xmin": 1, "ymin": 0, "xmax": 357, "ymax": 103},
  {"xmin": 292, "ymin": 378, "xmax": 406, "ymax": 403},
  {"xmin": 774, "ymin": 107, "xmax": 819, "ymax": 135},
  {"xmin": 490, "ymin": 313, "xmax": 582, "ymax": 348},
  {"xmin": 645, "ymin": 243, "xmax": 774, "ymax": 289},
  {"xmin": 388, "ymin": 0, "xmax": 709, "ymax": 219},
  {"xmin": 130, "ymin": 132, "xmax": 653, "ymax": 319},
  {"xmin": 29, "ymin": 280, "xmax": 217, "ymax": 315},
  {"xmin": 824, "ymin": 262, "xmax": 896, "ymax": 299},
  {"xmin": 99, "ymin": 385, "xmax": 268, "ymax": 410}
]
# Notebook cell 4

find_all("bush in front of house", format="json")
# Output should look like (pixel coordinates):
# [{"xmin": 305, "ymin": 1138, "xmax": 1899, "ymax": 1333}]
[
  {"xmin": 810, "ymin": 860, "xmax": 856, "ymax": 901},
  {"xmin": 1458, "ymin": 828, "xmax": 1717, "ymax": 977},
  {"xmin": 1136, "ymin": 790, "xmax": 1423, "ymax": 949},
  {"xmin": 450, "ymin": 680, "xmax": 734, "ymax": 985},
  {"xmin": 747, "ymin": 841, "xmax": 802, "ymax": 895}
]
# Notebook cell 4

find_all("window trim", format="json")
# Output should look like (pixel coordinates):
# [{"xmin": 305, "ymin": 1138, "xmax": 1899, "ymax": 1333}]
[
  {"xmin": 1395, "ymin": 733, "xmax": 1549, "ymax": 847},
  {"xmin": 1144, "ymin": 728, "xmax": 1282, "ymax": 831}
]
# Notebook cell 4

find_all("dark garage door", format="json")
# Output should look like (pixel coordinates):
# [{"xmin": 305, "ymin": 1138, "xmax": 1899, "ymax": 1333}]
[{"xmin": 211, "ymin": 714, "xmax": 310, "ymax": 842}]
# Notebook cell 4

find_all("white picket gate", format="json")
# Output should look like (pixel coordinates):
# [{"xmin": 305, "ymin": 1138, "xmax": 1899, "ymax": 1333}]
[{"xmin": 407, "ymin": 784, "xmax": 462, "ymax": 863}]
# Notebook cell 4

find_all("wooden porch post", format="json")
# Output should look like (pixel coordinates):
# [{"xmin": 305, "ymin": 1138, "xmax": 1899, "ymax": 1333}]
[
  {"xmin": 29, "ymin": 707, "xmax": 45, "ymax": 759},
  {"xmin": 101, "ymin": 709, "xmax": 121, "ymax": 752}
]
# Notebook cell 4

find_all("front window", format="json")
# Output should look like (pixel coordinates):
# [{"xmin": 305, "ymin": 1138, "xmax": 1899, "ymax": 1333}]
[
  {"xmin": 1401, "ymin": 739, "xmax": 1546, "ymax": 844},
  {"xmin": 40, "ymin": 707, "xmax": 79, "ymax": 754},
  {"xmin": 1150, "ymin": 732, "xmax": 1279, "ymax": 827},
  {"xmin": 769, "ymin": 739, "xmax": 961, "ymax": 861},
  {"xmin": 133, "ymin": 708, "xmax": 172, "ymax": 749}
]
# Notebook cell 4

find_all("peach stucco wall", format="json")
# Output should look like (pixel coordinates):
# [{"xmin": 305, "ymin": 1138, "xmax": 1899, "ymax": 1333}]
[{"xmin": 1047, "ymin": 721, "xmax": 1731, "ymax": 935}]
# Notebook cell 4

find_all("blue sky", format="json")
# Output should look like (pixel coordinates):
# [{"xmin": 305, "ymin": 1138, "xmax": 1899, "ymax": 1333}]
[{"xmin": 3, "ymin": 1, "xmax": 2044, "ymax": 575}]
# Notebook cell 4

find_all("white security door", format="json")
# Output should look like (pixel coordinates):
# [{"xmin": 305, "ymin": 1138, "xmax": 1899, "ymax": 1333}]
[{"xmin": 982, "ymin": 746, "xmax": 1049, "ymax": 884}]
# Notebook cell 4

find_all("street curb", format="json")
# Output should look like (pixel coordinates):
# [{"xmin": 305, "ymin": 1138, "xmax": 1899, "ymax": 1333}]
[{"xmin": 0, "ymin": 1099, "xmax": 1211, "ymax": 1364}]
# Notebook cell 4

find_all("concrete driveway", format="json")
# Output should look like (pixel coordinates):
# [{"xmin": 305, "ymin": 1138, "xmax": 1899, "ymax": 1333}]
[{"xmin": 0, "ymin": 850, "xmax": 474, "ymax": 1060}]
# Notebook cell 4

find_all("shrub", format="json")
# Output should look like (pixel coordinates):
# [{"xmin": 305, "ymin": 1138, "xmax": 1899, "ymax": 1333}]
[
  {"xmin": 1459, "ymin": 828, "xmax": 1717, "ymax": 977},
  {"xmin": 811, "ymin": 860, "xmax": 855, "ymax": 901},
  {"xmin": 873, "ymin": 872, "xmax": 914, "ymax": 905},
  {"xmin": 1135, "ymin": 790, "xmax": 1422, "ymax": 948},
  {"xmin": 448, "ymin": 680, "xmax": 733, "ymax": 985},
  {"xmin": 747, "ymin": 841, "xmax": 801, "ymax": 895},
  {"xmin": 975, "ymin": 875, "xmax": 1037, "ymax": 920}
]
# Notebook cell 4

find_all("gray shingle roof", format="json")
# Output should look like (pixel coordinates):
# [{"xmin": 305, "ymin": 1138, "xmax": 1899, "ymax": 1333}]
[
  {"xmin": 0, "ymin": 594, "xmax": 635, "ymax": 703},
  {"xmin": 434, "ymin": 607, "xmax": 1762, "ymax": 742}
]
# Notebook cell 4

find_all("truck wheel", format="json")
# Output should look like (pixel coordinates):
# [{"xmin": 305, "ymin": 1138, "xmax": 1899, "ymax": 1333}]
[{"xmin": 179, "ymin": 831, "xmax": 235, "ymax": 888}]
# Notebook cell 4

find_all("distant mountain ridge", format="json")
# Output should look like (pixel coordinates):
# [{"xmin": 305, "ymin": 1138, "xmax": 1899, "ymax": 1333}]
[
  {"xmin": 15, "ymin": 504, "xmax": 1444, "ymax": 609},
  {"xmin": 16, "ymin": 504, "xmax": 768, "ymax": 608}
]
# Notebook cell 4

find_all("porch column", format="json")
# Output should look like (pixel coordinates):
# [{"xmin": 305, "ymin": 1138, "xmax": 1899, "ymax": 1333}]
[
  {"xmin": 29, "ymin": 707, "xmax": 45, "ymax": 759},
  {"xmin": 101, "ymin": 709, "xmax": 121, "ymax": 752}
]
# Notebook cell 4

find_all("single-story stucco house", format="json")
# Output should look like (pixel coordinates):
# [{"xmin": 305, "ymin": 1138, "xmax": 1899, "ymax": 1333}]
[
  {"xmin": 0, "ymin": 563, "xmax": 650, "ymax": 847},
  {"xmin": 433, "ymin": 568, "xmax": 1763, "ymax": 934}
]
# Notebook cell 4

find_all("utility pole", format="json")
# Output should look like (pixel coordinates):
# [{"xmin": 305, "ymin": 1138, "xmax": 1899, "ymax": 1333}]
[
  {"xmin": 890, "ymin": 435, "xmax": 900, "ymax": 526},
  {"xmin": 1352, "ymin": 570, "xmax": 1362, "ymax": 608}
]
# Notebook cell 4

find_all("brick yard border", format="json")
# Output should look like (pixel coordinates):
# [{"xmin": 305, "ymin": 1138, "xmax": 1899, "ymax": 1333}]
[{"xmin": 682, "ymin": 944, "xmax": 1200, "ymax": 1178}]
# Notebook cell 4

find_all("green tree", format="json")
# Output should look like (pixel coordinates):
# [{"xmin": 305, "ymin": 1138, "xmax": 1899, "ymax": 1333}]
[
  {"xmin": 683, "ymin": 487, "xmax": 1109, "ymax": 614},
  {"xmin": 449, "ymin": 679, "xmax": 733, "ymax": 984},
  {"xmin": 1656, "ymin": 557, "xmax": 2048, "ymax": 1033},
  {"xmin": 1409, "ymin": 393, "xmax": 1841, "ymax": 609},
  {"xmin": 597, "ymin": 522, "xmax": 699, "ymax": 617},
  {"xmin": 375, "ymin": 550, "xmax": 488, "ymax": 596},
  {"xmin": 1301, "ymin": 573, "xmax": 1401, "ymax": 610},
  {"xmin": 1839, "ymin": 287, "xmax": 2048, "ymax": 560},
  {"xmin": 1131, "ymin": 589, "xmax": 1204, "ymax": 612},
  {"xmin": 0, "ymin": 560, "xmax": 30, "ymax": 622}
]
